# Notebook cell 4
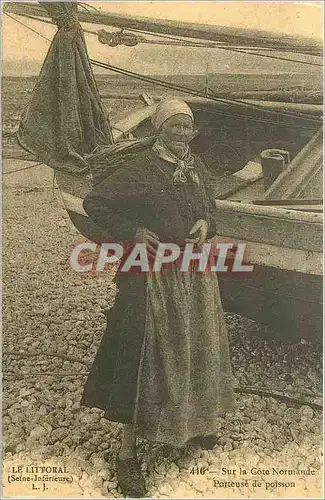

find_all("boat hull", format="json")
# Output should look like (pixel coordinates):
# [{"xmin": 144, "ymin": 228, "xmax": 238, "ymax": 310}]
[
  {"xmin": 211, "ymin": 200, "xmax": 322, "ymax": 340},
  {"xmin": 5, "ymin": 96, "xmax": 323, "ymax": 340},
  {"xmin": 218, "ymin": 266, "xmax": 322, "ymax": 340},
  {"xmin": 56, "ymin": 188, "xmax": 323, "ymax": 341}
]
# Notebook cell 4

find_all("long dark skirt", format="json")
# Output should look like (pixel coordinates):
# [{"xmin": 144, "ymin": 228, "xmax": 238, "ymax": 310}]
[
  {"xmin": 82, "ymin": 268, "xmax": 237, "ymax": 447},
  {"xmin": 81, "ymin": 274, "xmax": 147, "ymax": 423}
]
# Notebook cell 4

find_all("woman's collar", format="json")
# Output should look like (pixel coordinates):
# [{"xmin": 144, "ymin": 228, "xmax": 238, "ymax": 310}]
[{"xmin": 152, "ymin": 136, "xmax": 190, "ymax": 163}]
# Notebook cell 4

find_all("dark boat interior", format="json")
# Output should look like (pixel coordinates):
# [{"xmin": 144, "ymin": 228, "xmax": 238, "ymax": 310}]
[{"xmin": 131, "ymin": 100, "xmax": 322, "ymax": 205}]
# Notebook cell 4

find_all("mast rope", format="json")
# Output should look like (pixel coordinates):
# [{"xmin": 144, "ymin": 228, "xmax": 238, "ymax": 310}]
[
  {"xmin": 81, "ymin": 2, "xmax": 322, "ymax": 56},
  {"xmin": 97, "ymin": 26, "xmax": 323, "ymax": 66},
  {"xmin": 212, "ymin": 46, "xmax": 322, "ymax": 67},
  {"xmin": 4, "ymin": 12, "xmax": 322, "ymax": 130},
  {"xmin": 5, "ymin": 11, "xmax": 322, "ymax": 67},
  {"xmin": 119, "ymin": 25, "xmax": 310, "ymax": 53},
  {"xmin": 89, "ymin": 59, "xmax": 322, "ymax": 127},
  {"xmin": 4, "ymin": 12, "xmax": 51, "ymax": 42},
  {"xmin": 3, "ymin": 162, "xmax": 44, "ymax": 175}
]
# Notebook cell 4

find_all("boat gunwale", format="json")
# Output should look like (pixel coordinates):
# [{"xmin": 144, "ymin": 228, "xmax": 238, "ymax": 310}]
[
  {"xmin": 112, "ymin": 100, "xmax": 323, "ymax": 224},
  {"xmin": 214, "ymin": 199, "xmax": 323, "ymax": 224},
  {"xmin": 112, "ymin": 98, "xmax": 323, "ymax": 138}
]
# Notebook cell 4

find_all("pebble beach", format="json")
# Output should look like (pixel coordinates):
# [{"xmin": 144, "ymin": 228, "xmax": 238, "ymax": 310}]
[{"xmin": 2, "ymin": 158, "xmax": 323, "ymax": 498}]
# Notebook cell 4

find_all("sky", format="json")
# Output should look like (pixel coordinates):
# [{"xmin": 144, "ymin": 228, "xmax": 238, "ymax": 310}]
[{"xmin": 2, "ymin": 1, "xmax": 323, "ymax": 76}]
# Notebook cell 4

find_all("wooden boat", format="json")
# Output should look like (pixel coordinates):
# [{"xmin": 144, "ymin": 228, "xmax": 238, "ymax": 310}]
[{"xmin": 3, "ymin": 2, "xmax": 323, "ymax": 340}]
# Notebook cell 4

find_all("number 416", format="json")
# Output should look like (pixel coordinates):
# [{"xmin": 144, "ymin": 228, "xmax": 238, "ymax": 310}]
[{"xmin": 190, "ymin": 467, "xmax": 207, "ymax": 475}]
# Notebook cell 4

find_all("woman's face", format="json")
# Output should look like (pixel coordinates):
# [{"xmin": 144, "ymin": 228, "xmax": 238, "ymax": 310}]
[{"xmin": 159, "ymin": 114, "xmax": 194, "ymax": 157}]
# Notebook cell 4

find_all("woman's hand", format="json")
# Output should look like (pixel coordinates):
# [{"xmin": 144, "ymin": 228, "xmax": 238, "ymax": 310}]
[
  {"xmin": 134, "ymin": 227, "xmax": 160, "ymax": 257},
  {"xmin": 185, "ymin": 219, "xmax": 209, "ymax": 248}
]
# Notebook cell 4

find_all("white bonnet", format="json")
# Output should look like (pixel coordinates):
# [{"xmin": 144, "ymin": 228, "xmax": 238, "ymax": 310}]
[{"xmin": 151, "ymin": 99, "xmax": 194, "ymax": 131}]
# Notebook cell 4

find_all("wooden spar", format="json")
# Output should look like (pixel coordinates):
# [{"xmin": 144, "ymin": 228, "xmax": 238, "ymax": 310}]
[
  {"xmin": 109, "ymin": 98, "xmax": 322, "ymax": 143},
  {"xmin": 214, "ymin": 198, "xmax": 323, "ymax": 223},
  {"xmin": 252, "ymin": 198, "xmax": 323, "ymax": 206},
  {"xmin": 102, "ymin": 95, "xmax": 323, "ymax": 116},
  {"xmin": 4, "ymin": 2, "xmax": 323, "ymax": 56},
  {"xmin": 99, "ymin": 92, "xmax": 323, "ymax": 105},
  {"xmin": 264, "ymin": 127, "xmax": 323, "ymax": 200}
]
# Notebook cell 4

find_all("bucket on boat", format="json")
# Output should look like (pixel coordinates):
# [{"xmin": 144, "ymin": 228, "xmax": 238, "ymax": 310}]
[{"xmin": 260, "ymin": 149, "xmax": 290, "ymax": 190}]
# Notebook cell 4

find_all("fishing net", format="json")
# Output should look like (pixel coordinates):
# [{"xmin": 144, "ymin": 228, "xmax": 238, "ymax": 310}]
[
  {"xmin": 16, "ymin": 2, "xmax": 156, "ymax": 241},
  {"xmin": 17, "ymin": 2, "xmax": 113, "ymax": 175}
]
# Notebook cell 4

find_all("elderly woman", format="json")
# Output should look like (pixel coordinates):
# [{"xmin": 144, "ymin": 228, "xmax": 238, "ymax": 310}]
[{"xmin": 81, "ymin": 99, "xmax": 236, "ymax": 497}]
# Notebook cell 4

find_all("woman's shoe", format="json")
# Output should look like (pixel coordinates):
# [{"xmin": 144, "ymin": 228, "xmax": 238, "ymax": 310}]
[{"xmin": 116, "ymin": 456, "xmax": 147, "ymax": 498}]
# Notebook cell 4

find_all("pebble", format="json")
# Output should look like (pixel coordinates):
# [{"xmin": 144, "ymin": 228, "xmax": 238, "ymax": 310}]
[
  {"xmin": 300, "ymin": 405, "xmax": 314, "ymax": 419},
  {"xmin": 167, "ymin": 462, "xmax": 179, "ymax": 478},
  {"xmin": 284, "ymin": 407, "xmax": 300, "ymax": 423},
  {"xmin": 29, "ymin": 425, "xmax": 47, "ymax": 440},
  {"xmin": 158, "ymin": 483, "xmax": 172, "ymax": 495},
  {"xmin": 20, "ymin": 388, "xmax": 34, "ymax": 398},
  {"xmin": 217, "ymin": 436, "xmax": 227, "ymax": 446},
  {"xmin": 51, "ymin": 427, "xmax": 70, "ymax": 442}
]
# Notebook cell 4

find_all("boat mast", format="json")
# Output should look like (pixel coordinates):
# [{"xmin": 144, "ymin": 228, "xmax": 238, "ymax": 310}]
[{"xmin": 4, "ymin": 1, "xmax": 323, "ymax": 57}]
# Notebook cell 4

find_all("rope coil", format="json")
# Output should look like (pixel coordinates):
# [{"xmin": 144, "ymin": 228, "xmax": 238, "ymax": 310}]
[
  {"xmin": 4, "ymin": 9, "xmax": 322, "ymax": 66},
  {"xmin": 97, "ymin": 28, "xmax": 142, "ymax": 47}
]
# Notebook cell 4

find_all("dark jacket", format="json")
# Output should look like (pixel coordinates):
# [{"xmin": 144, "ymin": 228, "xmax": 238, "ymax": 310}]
[{"xmin": 81, "ymin": 149, "xmax": 218, "ymax": 421}]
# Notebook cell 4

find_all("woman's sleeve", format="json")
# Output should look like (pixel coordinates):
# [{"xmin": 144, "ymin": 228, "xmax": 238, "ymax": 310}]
[{"xmin": 83, "ymin": 164, "xmax": 145, "ymax": 242}]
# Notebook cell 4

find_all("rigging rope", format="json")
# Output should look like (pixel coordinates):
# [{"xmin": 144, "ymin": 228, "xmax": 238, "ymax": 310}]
[
  {"xmin": 124, "ymin": 25, "xmax": 319, "ymax": 54},
  {"xmin": 4, "ymin": 12, "xmax": 322, "ymax": 131},
  {"xmin": 3, "ymin": 162, "xmax": 44, "ymax": 175},
  {"xmin": 105, "ymin": 25, "xmax": 323, "ymax": 66},
  {"xmin": 5, "ymin": 12, "xmax": 51, "ymax": 42},
  {"xmin": 101, "ymin": 27, "xmax": 323, "ymax": 66},
  {"xmin": 4, "ymin": 351, "xmax": 323, "ymax": 409},
  {"xmin": 214, "ymin": 46, "xmax": 322, "ymax": 67},
  {"xmin": 1, "ymin": 12, "xmax": 272, "ymax": 48},
  {"xmin": 89, "ymin": 59, "xmax": 322, "ymax": 128},
  {"xmin": 82, "ymin": 2, "xmax": 322, "ymax": 57},
  {"xmin": 5, "ymin": 11, "xmax": 322, "ymax": 67},
  {"xmin": 79, "ymin": 3, "xmax": 100, "ymax": 13}
]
